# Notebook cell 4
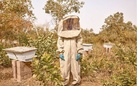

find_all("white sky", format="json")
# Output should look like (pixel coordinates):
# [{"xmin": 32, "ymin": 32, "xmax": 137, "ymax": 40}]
[{"xmin": 32, "ymin": 0, "xmax": 137, "ymax": 34}]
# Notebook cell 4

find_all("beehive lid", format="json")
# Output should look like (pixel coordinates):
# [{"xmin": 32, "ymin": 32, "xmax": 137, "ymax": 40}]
[
  {"xmin": 103, "ymin": 43, "xmax": 114, "ymax": 46},
  {"xmin": 3, "ymin": 46, "xmax": 37, "ymax": 53},
  {"xmin": 83, "ymin": 44, "xmax": 93, "ymax": 46}
]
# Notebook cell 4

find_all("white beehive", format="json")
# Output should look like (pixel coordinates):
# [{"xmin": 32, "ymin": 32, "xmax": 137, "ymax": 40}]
[
  {"xmin": 103, "ymin": 43, "xmax": 114, "ymax": 49},
  {"xmin": 3, "ymin": 46, "xmax": 37, "ymax": 62},
  {"xmin": 83, "ymin": 44, "xmax": 93, "ymax": 51}
]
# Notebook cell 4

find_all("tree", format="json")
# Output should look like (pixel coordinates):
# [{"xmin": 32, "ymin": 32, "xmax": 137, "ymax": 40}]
[
  {"xmin": 81, "ymin": 29, "xmax": 96, "ymax": 43},
  {"xmin": 99, "ymin": 12, "xmax": 137, "ymax": 45},
  {"xmin": 44, "ymin": 0, "xmax": 84, "ymax": 24},
  {"xmin": 0, "ymin": 0, "xmax": 34, "ymax": 40}
]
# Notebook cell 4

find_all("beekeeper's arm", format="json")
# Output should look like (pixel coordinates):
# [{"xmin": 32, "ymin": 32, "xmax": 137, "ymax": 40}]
[
  {"xmin": 57, "ymin": 36, "xmax": 64, "ymax": 53},
  {"xmin": 57, "ymin": 36, "xmax": 65, "ymax": 61},
  {"xmin": 76, "ymin": 34, "xmax": 83, "ymax": 54}
]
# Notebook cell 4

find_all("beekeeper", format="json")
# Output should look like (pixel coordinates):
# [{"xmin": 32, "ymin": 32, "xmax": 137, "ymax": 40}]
[{"xmin": 57, "ymin": 15, "xmax": 83, "ymax": 86}]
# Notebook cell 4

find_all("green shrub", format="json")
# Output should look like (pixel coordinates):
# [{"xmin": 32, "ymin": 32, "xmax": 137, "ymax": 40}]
[
  {"xmin": 28, "ymin": 33, "xmax": 57, "ymax": 58},
  {"xmin": 0, "ymin": 43, "xmax": 11, "ymax": 67},
  {"xmin": 102, "ymin": 45, "xmax": 136, "ymax": 86},
  {"xmin": 28, "ymin": 32, "xmax": 62, "ymax": 86},
  {"xmin": 81, "ymin": 56, "xmax": 93, "ymax": 78},
  {"xmin": 32, "ymin": 53, "xmax": 62, "ymax": 86}
]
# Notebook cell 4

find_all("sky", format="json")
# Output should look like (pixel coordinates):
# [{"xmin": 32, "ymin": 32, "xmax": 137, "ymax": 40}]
[{"xmin": 32, "ymin": 0, "xmax": 137, "ymax": 34}]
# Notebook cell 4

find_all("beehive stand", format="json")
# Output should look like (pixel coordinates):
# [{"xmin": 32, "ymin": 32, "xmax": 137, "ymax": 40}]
[
  {"xmin": 12, "ymin": 60, "xmax": 32, "ymax": 82},
  {"xmin": 3, "ymin": 47, "xmax": 37, "ymax": 82}
]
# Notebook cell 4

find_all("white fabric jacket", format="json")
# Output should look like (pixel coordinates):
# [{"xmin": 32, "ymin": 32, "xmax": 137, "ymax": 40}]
[{"xmin": 57, "ymin": 15, "xmax": 83, "ymax": 54}]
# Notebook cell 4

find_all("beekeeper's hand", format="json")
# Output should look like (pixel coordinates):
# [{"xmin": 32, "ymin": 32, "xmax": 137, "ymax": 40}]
[
  {"xmin": 76, "ymin": 53, "xmax": 81, "ymax": 61},
  {"xmin": 59, "ymin": 54, "xmax": 65, "ymax": 61}
]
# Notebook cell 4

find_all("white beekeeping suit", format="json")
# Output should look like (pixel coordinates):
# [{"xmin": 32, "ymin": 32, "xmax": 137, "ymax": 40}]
[{"xmin": 57, "ymin": 15, "xmax": 83, "ymax": 86}]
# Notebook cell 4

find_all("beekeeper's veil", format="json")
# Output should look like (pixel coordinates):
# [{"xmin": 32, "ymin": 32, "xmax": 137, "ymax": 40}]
[{"xmin": 58, "ymin": 15, "xmax": 81, "ymax": 38}]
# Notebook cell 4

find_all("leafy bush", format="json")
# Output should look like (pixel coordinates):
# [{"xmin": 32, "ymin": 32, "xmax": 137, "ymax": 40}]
[
  {"xmin": 81, "ymin": 55, "xmax": 93, "ymax": 80},
  {"xmin": 102, "ymin": 45, "xmax": 136, "ymax": 86},
  {"xmin": 32, "ymin": 53, "xmax": 62, "ymax": 86},
  {"xmin": 18, "ymin": 32, "xmax": 30, "ymax": 46},
  {"xmin": 28, "ymin": 33, "xmax": 57, "ymax": 58},
  {"xmin": 0, "ymin": 43, "xmax": 11, "ymax": 67},
  {"xmin": 28, "ymin": 32, "xmax": 62, "ymax": 86}
]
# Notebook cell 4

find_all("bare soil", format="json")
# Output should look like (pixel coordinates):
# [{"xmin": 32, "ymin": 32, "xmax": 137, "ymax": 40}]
[{"xmin": 0, "ymin": 66, "xmax": 101, "ymax": 86}]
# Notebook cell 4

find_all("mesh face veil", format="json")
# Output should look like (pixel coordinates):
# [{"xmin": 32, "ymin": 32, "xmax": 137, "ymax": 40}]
[
  {"xmin": 63, "ymin": 18, "xmax": 80, "ymax": 31},
  {"xmin": 58, "ymin": 15, "xmax": 81, "ymax": 38}
]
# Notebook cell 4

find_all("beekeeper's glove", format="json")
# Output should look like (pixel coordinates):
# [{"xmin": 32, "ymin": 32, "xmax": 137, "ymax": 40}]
[
  {"xmin": 76, "ymin": 53, "xmax": 81, "ymax": 61},
  {"xmin": 59, "ymin": 54, "xmax": 65, "ymax": 61}
]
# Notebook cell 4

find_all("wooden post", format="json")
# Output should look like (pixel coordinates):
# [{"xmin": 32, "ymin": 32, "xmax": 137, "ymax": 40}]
[
  {"xmin": 12, "ymin": 60, "xmax": 17, "ymax": 79},
  {"xmin": 12, "ymin": 60, "xmax": 32, "ymax": 82}
]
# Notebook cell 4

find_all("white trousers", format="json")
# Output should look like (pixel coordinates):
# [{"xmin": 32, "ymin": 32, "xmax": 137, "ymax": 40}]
[{"xmin": 60, "ymin": 38, "xmax": 81, "ymax": 85}]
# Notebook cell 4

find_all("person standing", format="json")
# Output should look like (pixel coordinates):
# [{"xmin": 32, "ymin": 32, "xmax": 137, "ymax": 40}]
[{"xmin": 57, "ymin": 15, "xmax": 83, "ymax": 86}]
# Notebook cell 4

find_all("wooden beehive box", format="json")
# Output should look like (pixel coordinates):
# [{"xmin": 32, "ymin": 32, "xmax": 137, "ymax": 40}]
[
  {"xmin": 83, "ymin": 44, "xmax": 93, "ymax": 51},
  {"xmin": 3, "ymin": 46, "xmax": 37, "ymax": 61},
  {"xmin": 103, "ymin": 43, "xmax": 114, "ymax": 53},
  {"xmin": 3, "ymin": 46, "xmax": 37, "ymax": 82}
]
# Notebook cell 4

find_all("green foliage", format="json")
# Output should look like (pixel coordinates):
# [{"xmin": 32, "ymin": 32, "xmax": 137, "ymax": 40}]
[
  {"xmin": 98, "ymin": 12, "xmax": 137, "ymax": 44},
  {"xmin": 101, "ymin": 45, "xmax": 136, "ymax": 86},
  {"xmin": 0, "ymin": 43, "xmax": 11, "ymax": 67},
  {"xmin": 28, "ymin": 32, "xmax": 62, "ymax": 85},
  {"xmin": 81, "ymin": 12, "xmax": 136, "ymax": 45},
  {"xmin": 18, "ymin": 32, "xmax": 30, "ymax": 46},
  {"xmin": 115, "ymin": 45, "xmax": 136, "ymax": 65},
  {"xmin": 28, "ymin": 33, "xmax": 57, "ymax": 58},
  {"xmin": 81, "ymin": 29, "xmax": 95, "ymax": 43},
  {"xmin": 81, "ymin": 55, "xmax": 93, "ymax": 78},
  {"xmin": 32, "ymin": 53, "xmax": 62, "ymax": 86},
  {"xmin": 44, "ymin": 0, "xmax": 84, "ymax": 22},
  {"xmin": 102, "ymin": 66, "xmax": 136, "ymax": 86},
  {"xmin": 0, "ymin": 0, "xmax": 34, "ymax": 40},
  {"xmin": 81, "ymin": 44, "xmax": 136, "ymax": 86},
  {"xmin": 0, "ymin": 0, "xmax": 33, "ymax": 17}
]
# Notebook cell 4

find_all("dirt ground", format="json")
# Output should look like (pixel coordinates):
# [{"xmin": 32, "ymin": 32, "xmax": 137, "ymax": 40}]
[{"xmin": 0, "ymin": 66, "xmax": 101, "ymax": 86}]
